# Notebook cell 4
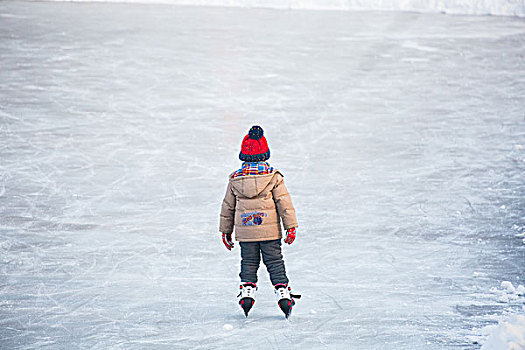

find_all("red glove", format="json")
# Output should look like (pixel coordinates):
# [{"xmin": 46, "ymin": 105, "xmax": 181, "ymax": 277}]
[
  {"xmin": 222, "ymin": 233, "xmax": 234, "ymax": 251},
  {"xmin": 284, "ymin": 227, "xmax": 296, "ymax": 245}
]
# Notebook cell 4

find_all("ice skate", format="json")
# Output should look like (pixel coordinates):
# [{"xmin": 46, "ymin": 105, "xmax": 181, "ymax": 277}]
[
  {"xmin": 238, "ymin": 282, "xmax": 257, "ymax": 317},
  {"xmin": 274, "ymin": 283, "xmax": 301, "ymax": 319}
]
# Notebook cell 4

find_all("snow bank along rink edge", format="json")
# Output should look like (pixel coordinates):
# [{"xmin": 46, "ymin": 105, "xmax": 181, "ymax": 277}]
[
  {"xmin": 44, "ymin": 0, "xmax": 525, "ymax": 17},
  {"xmin": 469, "ymin": 281, "xmax": 525, "ymax": 349},
  {"xmin": 480, "ymin": 313, "xmax": 525, "ymax": 350}
]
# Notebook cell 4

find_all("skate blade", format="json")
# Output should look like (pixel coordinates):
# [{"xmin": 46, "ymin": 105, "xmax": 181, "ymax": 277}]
[
  {"xmin": 239, "ymin": 297, "xmax": 254, "ymax": 317},
  {"xmin": 278, "ymin": 299, "xmax": 293, "ymax": 319}
]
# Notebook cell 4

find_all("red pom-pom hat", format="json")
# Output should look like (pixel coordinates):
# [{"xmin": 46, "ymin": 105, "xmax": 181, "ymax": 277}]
[{"xmin": 239, "ymin": 126, "xmax": 270, "ymax": 162}]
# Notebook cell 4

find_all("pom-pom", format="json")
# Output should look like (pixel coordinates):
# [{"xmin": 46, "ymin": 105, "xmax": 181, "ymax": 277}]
[{"xmin": 248, "ymin": 126, "xmax": 264, "ymax": 140}]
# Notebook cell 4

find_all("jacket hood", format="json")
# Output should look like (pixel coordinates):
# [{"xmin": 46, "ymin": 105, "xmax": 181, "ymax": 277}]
[{"xmin": 230, "ymin": 171, "xmax": 279, "ymax": 198}]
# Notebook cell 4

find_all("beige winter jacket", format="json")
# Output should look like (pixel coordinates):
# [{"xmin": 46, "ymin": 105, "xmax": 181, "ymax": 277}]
[{"xmin": 219, "ymin": 170, "xmax": 298, "ymax": 242}]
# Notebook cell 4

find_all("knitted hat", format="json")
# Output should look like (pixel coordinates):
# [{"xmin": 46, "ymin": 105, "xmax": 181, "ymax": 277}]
[{"xmin": 239, "ymin": 126, "xmax": 270, "ymax": 162}]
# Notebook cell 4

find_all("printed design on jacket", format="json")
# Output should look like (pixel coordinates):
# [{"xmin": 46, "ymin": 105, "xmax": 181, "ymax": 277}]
[{"xmin": 241, "ymin": 211, "xmax": 267, "ymax": 226}]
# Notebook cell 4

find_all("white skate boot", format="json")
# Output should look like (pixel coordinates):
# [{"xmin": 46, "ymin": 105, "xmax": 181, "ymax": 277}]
[
  {"xmin": 274, "ymin": 283, "xmax": 301, "ymax": 319},
  {"xmin": 238, "ymin": 282, "xmax": 257, "ymax": 317}
]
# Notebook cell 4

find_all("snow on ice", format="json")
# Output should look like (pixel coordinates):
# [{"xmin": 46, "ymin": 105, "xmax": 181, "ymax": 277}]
[
  {"xmin": 0, "ymin": 0, "xmax": 524, "ymax": 349},
  {"xmin": 48, "ymin": 0, "xmax": 525, "ymax": 17},
  {"xmin": 480, "ymin": 314, "xmax": 525, "ymax": 350},
  {"xmin": 502, "ymin": 281, "xmax": 517, "ymax": 294}
]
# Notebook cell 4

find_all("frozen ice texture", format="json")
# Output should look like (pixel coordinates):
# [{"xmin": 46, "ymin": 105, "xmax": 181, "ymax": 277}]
[{"xmin": 1, "ymin": 1, "xmax": 524, "ymax": 349}]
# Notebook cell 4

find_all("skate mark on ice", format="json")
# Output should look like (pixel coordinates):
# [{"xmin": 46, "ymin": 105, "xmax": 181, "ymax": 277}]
[
  {"xmin": 312, "ymin": 315, "xmax": 338, "ymax": 333},
  {"xmin": 320, "ymin": 291, "xmax": 343, "ymax": 311},
  {"xmin": 462, "ymin": 196, "xmax": 477, "ymax": 213}
]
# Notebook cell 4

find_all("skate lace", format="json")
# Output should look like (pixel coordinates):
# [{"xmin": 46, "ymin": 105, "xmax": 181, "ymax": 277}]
[
  {"xmin": 241, "ymin": 285, "xmax": 256, "ymax": 298},
  {"xmin": 275, "ymin": 286, "xmax": 291, "ymax": 300}
]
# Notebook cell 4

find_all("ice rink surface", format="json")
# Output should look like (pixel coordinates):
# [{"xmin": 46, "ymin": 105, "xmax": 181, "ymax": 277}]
[{"xmin": 1, "ymin": 1, "xmax": 524, "ymax": 349}]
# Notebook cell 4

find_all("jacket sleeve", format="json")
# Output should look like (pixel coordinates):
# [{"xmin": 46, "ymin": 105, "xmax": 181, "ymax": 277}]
[
  {"xmin": 219, "ymin": 181, "xmax": 236, "ymax": 234},
  {"xmin": 272, "ymin": 174, "xmax": 298, "ymax": 230}
]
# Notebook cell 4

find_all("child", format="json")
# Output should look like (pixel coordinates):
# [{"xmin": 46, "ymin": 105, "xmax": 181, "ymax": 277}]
[{"xmin": 219, "ymin": 125, "xmax": 299, "ymax": 318}]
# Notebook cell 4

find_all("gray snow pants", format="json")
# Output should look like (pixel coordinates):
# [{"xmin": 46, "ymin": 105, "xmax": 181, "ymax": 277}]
[{"xmin": 239, "ymin": 239, "xmax": 289, "ymax": 285}]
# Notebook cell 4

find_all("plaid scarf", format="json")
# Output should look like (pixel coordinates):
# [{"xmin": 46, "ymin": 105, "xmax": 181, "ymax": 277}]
[{"xmin": 232, "ymin": 162, "xmax": 274, "ymax": 178}]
